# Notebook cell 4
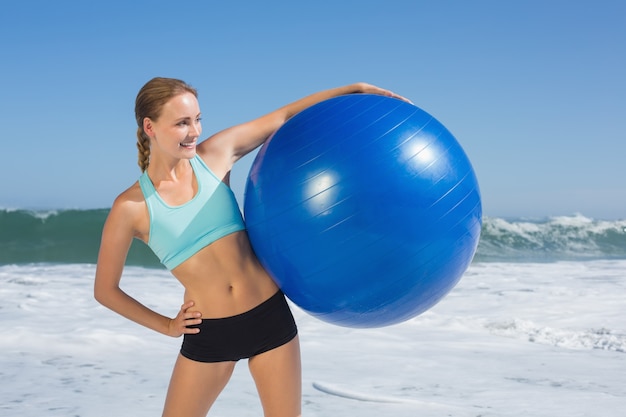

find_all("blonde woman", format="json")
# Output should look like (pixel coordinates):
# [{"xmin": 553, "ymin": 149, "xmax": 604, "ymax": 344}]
[{"xmin": 94, "ymin": 77, "xmax": 404, "ymax": 417}]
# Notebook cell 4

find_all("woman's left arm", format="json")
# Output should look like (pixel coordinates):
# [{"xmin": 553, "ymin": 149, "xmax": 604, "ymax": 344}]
[{"xmin": 198, "ymin": 82, "xmax": 409, "ymax": 169}]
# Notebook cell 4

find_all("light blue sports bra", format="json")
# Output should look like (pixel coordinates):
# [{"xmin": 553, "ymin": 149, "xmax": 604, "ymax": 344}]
[{"xmin": 138, "ymin": 155, "xmax": 246, "ymax": 270}]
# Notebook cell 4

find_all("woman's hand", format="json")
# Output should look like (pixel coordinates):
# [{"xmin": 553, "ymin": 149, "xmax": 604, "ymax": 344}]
[{"xmin": 167, "ymin": 300, "xmax": 202, "ymax": 337}]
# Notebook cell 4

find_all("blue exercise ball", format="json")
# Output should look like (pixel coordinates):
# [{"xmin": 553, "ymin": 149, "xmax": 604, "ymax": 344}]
[{"xmin": 244, "ymin": 94, "xmax": 482, "ymax": 328}]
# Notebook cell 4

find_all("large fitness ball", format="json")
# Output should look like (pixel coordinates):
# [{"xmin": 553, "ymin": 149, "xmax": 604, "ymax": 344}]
[{"xmin": 244, "ymin": 94, "xmax": 482, "ymax": 328}]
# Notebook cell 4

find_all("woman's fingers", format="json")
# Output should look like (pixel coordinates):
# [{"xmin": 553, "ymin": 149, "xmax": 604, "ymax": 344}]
[{"xmin": 169, "ymin": 300, "xmax": 202, "ymax": 336}]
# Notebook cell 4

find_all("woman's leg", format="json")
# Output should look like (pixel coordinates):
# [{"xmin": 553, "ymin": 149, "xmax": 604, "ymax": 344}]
[
  {"xmin": 162, "ymin": 354, "xmax": 236, "ymax": 417},
  {"xmin": 248, "ymin": 336, "xmax": 302, "ymax": 417}
]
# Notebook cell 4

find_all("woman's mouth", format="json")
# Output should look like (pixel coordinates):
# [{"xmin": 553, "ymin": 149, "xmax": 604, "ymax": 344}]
[{"xmin": 179, "ymin": 141, "xmax": 197, "ymax": 149}]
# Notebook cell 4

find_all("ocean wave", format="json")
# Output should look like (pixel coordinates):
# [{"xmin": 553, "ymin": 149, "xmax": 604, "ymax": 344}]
[
  {"xmin": 0, "ymin": 208, "xmax": 161, "ymax": 267},
  {"xmin": 1, "ymin": 209, "xmax": 625, "ymax": 265},
  {"xmin": 475, "ymin": 214, "xmax": 626, "ymax": 261}
]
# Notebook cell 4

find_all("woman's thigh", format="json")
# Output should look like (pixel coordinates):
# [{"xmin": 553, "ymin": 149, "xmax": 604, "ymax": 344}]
[
  {"xmin": 248, "ymin": 336, "xmax": 302, "ymax": 417},
  {"xmin": 162, "ymin": 354, "xmax": 236, "ymax": 417}
]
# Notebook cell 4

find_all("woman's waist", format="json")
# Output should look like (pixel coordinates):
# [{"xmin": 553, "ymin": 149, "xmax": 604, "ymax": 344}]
[{"xmin": 181, "ymin": 270, "xmax": 279, "ymax": 319}]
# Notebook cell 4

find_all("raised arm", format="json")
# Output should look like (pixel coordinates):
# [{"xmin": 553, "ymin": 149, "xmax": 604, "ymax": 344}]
[{"xmin": 198, "ymin": 82, "xmax": 408, "ymax": 173}]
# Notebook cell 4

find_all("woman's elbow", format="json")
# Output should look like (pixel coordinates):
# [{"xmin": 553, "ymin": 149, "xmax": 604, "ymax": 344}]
[
  {"xmin": 93, "ymin": 284, "xmax": 107, "ymax": 306},
  {"xmin": 93, "ymin": 281, "xmax": 116, "ymax": 308}
]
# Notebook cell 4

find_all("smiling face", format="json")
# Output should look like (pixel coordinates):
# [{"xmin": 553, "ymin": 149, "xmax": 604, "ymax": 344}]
[{"xmin": 143, "ymin": 92, "xmax": 202, "ymax": 160}]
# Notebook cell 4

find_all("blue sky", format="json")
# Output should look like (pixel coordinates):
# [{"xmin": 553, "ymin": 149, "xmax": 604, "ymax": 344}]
[{"xmin": 1, "ymin": 0, "xmax": 624, "ymax": 219}]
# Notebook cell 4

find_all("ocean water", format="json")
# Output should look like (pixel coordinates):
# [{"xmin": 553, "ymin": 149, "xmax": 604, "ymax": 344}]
[{"xmin": 1, "ymin": 210, "xmax": 625, "ymax": 416}]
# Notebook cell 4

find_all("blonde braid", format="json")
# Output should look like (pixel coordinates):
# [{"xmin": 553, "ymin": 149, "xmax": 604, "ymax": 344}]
[{"xmin": 136, "ymin": 127, "xmax": 151, "ymax": 172}]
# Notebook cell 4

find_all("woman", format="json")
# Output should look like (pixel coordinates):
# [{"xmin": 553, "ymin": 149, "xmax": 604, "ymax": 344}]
[{"xmin": 94, "ymin": 77, "xmax": 405, "ymax": 417}]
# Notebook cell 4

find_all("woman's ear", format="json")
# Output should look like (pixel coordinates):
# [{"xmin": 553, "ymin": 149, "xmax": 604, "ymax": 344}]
[{"xmin": 143, "ymin": 117, "xmax": 155, "ymax": 138}]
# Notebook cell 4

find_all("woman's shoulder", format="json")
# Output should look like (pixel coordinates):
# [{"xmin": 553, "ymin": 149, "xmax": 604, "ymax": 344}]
[
  {"xmin": 106, "ymin": 181, "xmax": 149, "ymax": 239},
  {"xmin": 111, "ymin": 181, "xmax": 147, "ymax": 217},
  {"xmin": 196, "ymin": 141, "xmax": 232, "ymax": 181}
]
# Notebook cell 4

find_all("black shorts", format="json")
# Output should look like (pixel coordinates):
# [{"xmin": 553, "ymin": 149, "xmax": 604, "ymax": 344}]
[{"xmin": 180, "ymin": 291, "xmax": 298, "ymax": 363}]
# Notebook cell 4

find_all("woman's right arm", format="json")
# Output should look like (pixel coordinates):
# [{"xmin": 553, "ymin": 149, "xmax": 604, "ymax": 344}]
[{"xmin": 94, "ymin": 194, "xmax": 200, "ymax": 337}]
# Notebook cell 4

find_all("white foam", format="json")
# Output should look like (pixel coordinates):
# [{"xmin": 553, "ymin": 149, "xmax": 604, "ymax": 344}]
[{"xmin": 486, "ymin": 319, "xmax": 626, "ymax": 352}]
